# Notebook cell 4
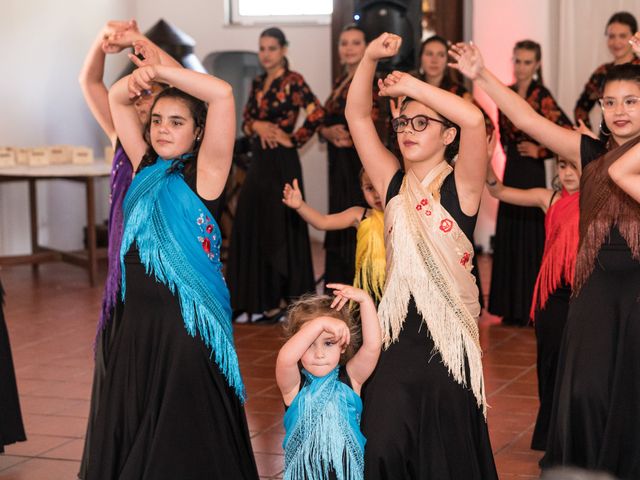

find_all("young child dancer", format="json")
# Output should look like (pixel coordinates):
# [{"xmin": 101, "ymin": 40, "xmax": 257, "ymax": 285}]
[
  {"xmin": 485, "ymin": 156, "xmax": 580, "ymax": 451},
  {"xmin": 346, "ymin": 33, "xmax": 497, "ymax": 478},
  {"xmin": 276, "ymin": 284, "xmax": 382, "ymax": 480},
  {"xmin": 282, "ymin": 171, "xmax": 386, "ymax": 302},
  {"xmin": 85, "ymin": 43, "xmax": 258, "ymax": 479}
]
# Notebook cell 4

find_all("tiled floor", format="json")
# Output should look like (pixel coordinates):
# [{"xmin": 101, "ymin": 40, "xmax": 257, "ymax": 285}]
[{"xmin": 0, "ymin": 251, "xmax": 543, "ymax": 479}]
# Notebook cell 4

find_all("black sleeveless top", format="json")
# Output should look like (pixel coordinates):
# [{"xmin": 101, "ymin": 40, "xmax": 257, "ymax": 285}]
[
  {"xmin": 385, "ymin": 169, "xmax": 477, "ymax": 242},
  {"xmin": 183, "ymin": 169, "xmax": 222, "ymax": 222}
]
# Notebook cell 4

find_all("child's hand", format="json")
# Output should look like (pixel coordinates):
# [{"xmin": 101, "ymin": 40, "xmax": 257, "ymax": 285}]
[
  {"xmin": 378, "ymin": 71, "xmax": 417, "ymax": 98},
  {"xmin": 101, "ymin": 19, "xmax": 139, "ymax": 54},
  {"xmin": 630, "ymin": 33, "xmax": 640, "ymax": 56},
  {"xmin": 389, "ymin": 96, "xmax": 406, "ymax": 119},
  {"xmin": 128, "ymin": 39, "xmax": 161, "ymax": 68},
  {"xmin": 282, "ymin": 178, "xmax": 303, "ymax": 209},
  {"xmin": 320, "ymin": 317, "xmax": 351, "ymax": 347},
  {"xmin": 128, "ymin": 65, "xmax": 157, "ymax": 98},
  {"xmin": 365, "ymin": 33, "xmax": 402, "ymax": 61},
  {"xmin": 574, "ymin": 119, "xmax": 598, "ymax": 140},
  {"xmin": 448, "ymin": 42, "xmax": 485, "ymax": 81},
  {"xmin": 326, "ymin": 283, "xmax": 373, "ymax": 310}
]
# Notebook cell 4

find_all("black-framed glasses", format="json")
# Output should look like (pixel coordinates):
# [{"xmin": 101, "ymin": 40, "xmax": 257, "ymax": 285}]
[{"xmin": 391, "ymin": 114, "xmax": 449, "ymax": 133}]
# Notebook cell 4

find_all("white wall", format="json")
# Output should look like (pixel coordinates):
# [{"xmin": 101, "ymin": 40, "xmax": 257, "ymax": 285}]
[
  {"xmin": 0, "ymin": 0, "xmax": 134, "ymax": 255},
  {"xmin": 0, "ymin": 0, "xmax": 331, "ymax": 257}
]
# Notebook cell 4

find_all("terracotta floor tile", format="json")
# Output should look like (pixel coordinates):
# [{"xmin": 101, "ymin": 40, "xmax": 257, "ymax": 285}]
[
  {"xmin": 251, "ymin": 432, "xmax": 286, "ymax": 455},
  {"xmin": 38, "ymin": 438, "xmax": 85, "ymax": 461},
  {"xmin": 0, "ymin": 455, "xmax": 28, "ymax": 472},
  {"xmin": 3, "ymin": 434, "xmax": 72, "ymax": 458},
  {"xmin": 0, "ymin": 457, "xmax": 80, "ymax": 480},
  {"xmin": 254, "ymin": 452, "xmax": 284, "ymax": 478}
]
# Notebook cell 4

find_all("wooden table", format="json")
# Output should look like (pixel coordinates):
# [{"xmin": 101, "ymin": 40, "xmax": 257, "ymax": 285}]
[{"xmin": 0, "ymin": 162, "xmax": 112, "ymax": 286}]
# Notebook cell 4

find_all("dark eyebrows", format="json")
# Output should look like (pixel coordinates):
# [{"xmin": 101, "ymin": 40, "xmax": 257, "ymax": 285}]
[{"xmin": 151, "ymin": 113, "xmax": 187, "ymax": 121}]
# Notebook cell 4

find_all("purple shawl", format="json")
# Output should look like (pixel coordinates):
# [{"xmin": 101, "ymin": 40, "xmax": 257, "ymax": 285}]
[{"xmin": 97, "ymin": 144, "xmax": 133, "ymax": 332}]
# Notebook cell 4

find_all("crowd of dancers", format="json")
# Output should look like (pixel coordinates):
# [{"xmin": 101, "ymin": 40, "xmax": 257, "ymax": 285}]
[{"xmin": 1, "ymin": 10, "xmax": 640, "ymax": 480}]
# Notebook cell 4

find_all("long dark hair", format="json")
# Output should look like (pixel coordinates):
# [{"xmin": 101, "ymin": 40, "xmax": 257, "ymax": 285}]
[
  {"xmin": 514, "ymin": 39, "xmax": 543, "ymax": 85},
  {"xmin": 606, "ymin": 11, "xmax": 638, "ymax": 35},
  {"xmin": 400, "ymin": 97, "xmax": 460, "ymax": 164},
  {"xmin": 260, "ymin": 27, "xmax": 290, "ymax": 70},
  {"xmin": 138, "ymin": 87, "xmax": 207, "ymax": 175}
]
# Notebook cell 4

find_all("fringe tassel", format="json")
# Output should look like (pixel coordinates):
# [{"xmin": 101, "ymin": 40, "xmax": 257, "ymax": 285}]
[{"xmin": 120, "ymin": 165, "xmax": 245, "ymax": 401}]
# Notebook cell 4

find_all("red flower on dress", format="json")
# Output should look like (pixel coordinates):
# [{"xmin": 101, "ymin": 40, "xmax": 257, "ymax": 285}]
[
  {"xmin": 439, "ymin": 219, "xmax": 453, "ymax": 233},
  {"xmin": 460, "ymin": 252, "xmax": 470, "ymax": 267},
  {"xmin": 202, "ymin": 238, "xmax": 211, "ymax": 254}
]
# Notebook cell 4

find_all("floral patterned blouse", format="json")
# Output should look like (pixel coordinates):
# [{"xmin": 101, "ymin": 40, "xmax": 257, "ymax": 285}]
[
  {"xmin": 499, "ymin": 81, "xmax": 572, "ymax": 158},
  {"xmin": 323, "ymin": 71, "xmax": 379, "ymax": 127},
  {"xmin": 242, "ymin": 69, "xmax": 325, "ymax": 148},
  {"xmin": 574, "ymin": 57, "xmax": 640, "ymax": 128}
]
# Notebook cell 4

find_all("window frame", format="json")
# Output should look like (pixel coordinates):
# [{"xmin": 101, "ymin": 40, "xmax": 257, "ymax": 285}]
[{"xmin": 226, "ymin": 0, "xmax": 332, "ymax": 26}]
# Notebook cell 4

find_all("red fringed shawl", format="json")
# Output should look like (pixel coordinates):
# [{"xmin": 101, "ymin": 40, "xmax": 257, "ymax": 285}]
[{"xmin": 530, "ymin": 189, "xmax": 580, "ymax": 320}]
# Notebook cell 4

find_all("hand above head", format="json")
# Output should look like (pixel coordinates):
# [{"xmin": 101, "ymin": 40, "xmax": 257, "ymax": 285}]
[
  {"xmin": 448, "ymin": 42, "xmax": 485, "ymax": 80},
  {"xmin": 389, "ymin": 96, "xmax": 406, "ymax": 119},
  {"xmin": 365, "ymin": 32, "xmax": 402, "ymax": 61},
  {"xmin": 128, "ymin": 65, "xmax": 158, "ymax": 98},
  {"xmin": 128, "ymin": 39, "xmax": 162, "ymax": 68},
  {"xmin": 326, "ymin": 283, "xmax": 373, "ymax": 310},
  {"xmin": 377, "ymin": 71, "xmax": 418, "ymax": 98},
  {"xmin": 101, "ymin": 19, "xmax": 140, "ymax": 54},
  {"xmin": 282, "ymin": 178, "xmax": 303, "ymax": 209},
  {"xmin": 319, "ymin": 317, "xmax": 351, "ymax": 348}
]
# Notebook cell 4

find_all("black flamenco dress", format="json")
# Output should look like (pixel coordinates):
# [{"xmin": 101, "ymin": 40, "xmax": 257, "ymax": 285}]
[
  {"xmin": 227, "ymin": 69, "xmax": 325, "ymax": 315},
  {"xmin": 0, "ymin": 280, "xmax": 26, "ymax": 453},
  {"xmin": 86, "ymin": 168, "xmax": 258, "ymax": 480},
  {"xmin": 322, "ymin": 72, "xmax": 376, "ymax": 285},
  {"xmin": 489, "ymin": 81, "xmax": 572, "ymax": 325},
  {"xmin": 361, "ymin": 170, "xmax": 497, "ymax": 479},
  {"xmin": 541, "ymin": 136, "xmax": 640, "ymax": 479}
]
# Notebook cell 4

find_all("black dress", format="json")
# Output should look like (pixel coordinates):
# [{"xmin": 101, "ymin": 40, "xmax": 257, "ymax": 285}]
[
  {"xmin": 541, "ymin": 137, "xmax": 640, "ymax": 478},
  {"xmin": 0, "ymin": 280, "xmax": 26, "ymax": 453},
  {"xmin": 489, "ymin": 81, "xmax": 572, "ymax": 325},
  {"xmin": 86, "ymin": 170, "xmax": 258, "ymax": 480},
  {"xmin": 361, "ymin": 170, "xmax": 497, "ymax": 479},
  {"xmin": 322, "ymin": 73, "xmax": 367, "ymax": 285},
  {"xmin": 227, "ymin": 70, "xmax": 324, "ymax": 314}
]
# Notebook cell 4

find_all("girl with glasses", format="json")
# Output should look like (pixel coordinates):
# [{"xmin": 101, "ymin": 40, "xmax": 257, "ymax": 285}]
[
  {"xmin": 451, "ymin": 39, "xmax": 640, "ymax": 479},
  {"xmin": 346, "ymin": 33, "xmax": 498, "ymax": 479}
]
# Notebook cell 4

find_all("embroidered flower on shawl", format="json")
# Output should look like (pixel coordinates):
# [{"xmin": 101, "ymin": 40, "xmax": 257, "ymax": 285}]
[
  {"xmin": 425, "ymin": 210, "xmax": 432, "ymax": 216},
  {"xmin": 460, "ymin": 252, "xmax": 470, "ymax": 267},
  {"xmin": 196, "ymin": 212, "xmax": 219, "ymax": 262},
  {"xmin": 420, "ymin": 198, "xmax": 428, "ymax": 206},
  {"xmin": 439, "ymin": 218, "xmax": 453, "ymax": 233},
  {"xmin": 416, "ymin": 204, "xmax": 422, "ymax": 211}
]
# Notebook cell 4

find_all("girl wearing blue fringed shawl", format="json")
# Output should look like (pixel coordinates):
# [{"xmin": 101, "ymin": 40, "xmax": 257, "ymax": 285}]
[
  {"xmin": 85, "ymin": 40, "xmax": 259, "ymax": 480},
  {"xmin": 276, "ymin": 284, "xmax": 381, "ymax": 480}
]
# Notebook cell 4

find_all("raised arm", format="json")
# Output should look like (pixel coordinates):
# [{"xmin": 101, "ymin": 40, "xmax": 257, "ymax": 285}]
[
  {"xmin": 149, "ymin": 66, "xmax": 235, "ymax": 200},
  {"xmin": 450, "ymin": 42, "xmax": 582, "ymax": 166},
  {"xmin": 276, "ymin": 317, "xmax": 351, "ymax": 405},
  {"xmin": 346, "ymin": 33, "xmax": 402, "ymax": 202},
  {"xmin": 326, "ymin": 284, "xmax": 381, "ymax": 395},
  {"xmin": 78, "ymin": 21, "xmax": 130, "ymax": 146},
  {"xmin": 106, "ymin": 20, "xmax": 182, "ymax": 69},
  {"xmin": 609, "ymin": 141, "xmax": 640, "ymax": 203},
  {"xmin": 379, "ymin": 70, "xmax": 486, "ymax": 215},
  {"xmin": 282, "ymin": 179, "xmax": 363, "ymax": 230}
]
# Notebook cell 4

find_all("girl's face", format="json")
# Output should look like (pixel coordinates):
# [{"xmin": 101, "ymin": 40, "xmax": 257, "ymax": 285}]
[
  {"xmin": 338, "ymin": 29, "xmax": 366, "ymax": 67},
  {"xmin": 420, "ymin": 41, "xmax": 448, "ymax": 80},
  {"xmin": 607, "ymin": 22, "xmax": 634, "ymax": 61},
  {"xmin": 133, "ymin": 83, "xmax": 164, "ymax": 125},
  {"xmin": 149, "ymin": 97, "xmax": 199, "ymax": 159},
  {"xmin": 601, "ymin": 80, "xmax": 640, "ymax": 142},
  {"xmin": 361, "ymin": 172, "xmax": 382, "ymax": 211},
  {"xmin": 512, "ymin": 48, "xmax": 539, "ymax": 83},
  {"xmin": 396, "ymin": 101, "xmax": 455, "ymax": 165},
  {"xmin": 258, "ymin": 36, "xmax": 286, "ymax": 71},
  {"xmin": 300, "ymin": 318, "xmax": 346, "ymax": 377},
  {"xmin": 557, "ymin": 160, "xmax": 580, "ymax": 193}
]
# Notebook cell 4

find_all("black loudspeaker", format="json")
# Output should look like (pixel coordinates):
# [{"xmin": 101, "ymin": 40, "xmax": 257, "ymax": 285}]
[{"xmin": 354, "ymin": 0, "xmax": 422, "ymax": 71}]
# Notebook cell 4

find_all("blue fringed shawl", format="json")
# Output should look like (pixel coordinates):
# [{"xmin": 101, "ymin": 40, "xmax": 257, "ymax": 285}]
[
  {"xmin": 283, "ymin": 367, "xmax": 365, "ymax": 480},
  {"xmin": 120, "ymin": 158, "xmax": 245, "ymax": 401}
]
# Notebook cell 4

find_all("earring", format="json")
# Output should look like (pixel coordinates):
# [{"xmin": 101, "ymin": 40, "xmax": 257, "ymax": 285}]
[
  {"xmin": 533, "ymin": 72, "xmax": 539, "ymax": 81},
  {"xmin": 599, "ymin": 121, "xmax": 611, "ymax": 137}
]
